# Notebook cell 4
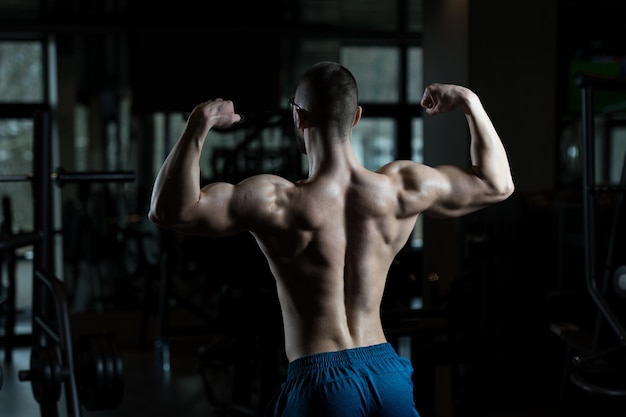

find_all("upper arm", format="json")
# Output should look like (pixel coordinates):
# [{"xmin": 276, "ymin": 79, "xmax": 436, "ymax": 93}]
[
  {"xmin": 380, "ymin": 160, "xmax": 512, "ymax": 219},
  {"xmin": 190, "ymin": 175, "xmax": 288, "ymax": 236},
  {"xmin": 422, "ymin": 164, "xmax": 504, "ymax": 218}
]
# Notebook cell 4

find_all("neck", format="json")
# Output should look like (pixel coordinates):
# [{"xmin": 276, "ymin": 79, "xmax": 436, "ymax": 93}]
[{"xmin": 304, "ymin": 130, "xmax": 359, "ymax": 178}]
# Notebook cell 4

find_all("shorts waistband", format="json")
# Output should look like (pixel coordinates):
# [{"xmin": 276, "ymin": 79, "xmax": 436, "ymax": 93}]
[{"xmin": 287, "ymin": 343, "xmax": 396, "ymax": 379}]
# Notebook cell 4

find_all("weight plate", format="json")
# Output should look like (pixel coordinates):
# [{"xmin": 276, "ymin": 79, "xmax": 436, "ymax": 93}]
[
  {"xmin": 75, "ymin": 333, "xmax": 124, "ymax": 410},
  {"xmin": 30, "ymin": 345, "xmax": 62, "ymax": 404}
]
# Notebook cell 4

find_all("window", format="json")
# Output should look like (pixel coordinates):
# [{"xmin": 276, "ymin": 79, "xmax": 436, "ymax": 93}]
[
  {"xmin": 341, "ymin": 47, "xmax": 401, "ymax": 103},
  {"xmin": 352, "ymin": 118, "xmax": 396, "ymax": 170},
  {"xmin": 609, "ymin": 125, "xmax": 626, "ymax": 185},
  {"xmin": 0, "ymin": 41, "xmax": 44, "ymax": 103},
  {"xmin": 0, "ymin": 118, "xmax": 35, "ymax": 233},
  {"xmin": 0, "ymin": 39, "xmax": 47, "ymax": 233}
]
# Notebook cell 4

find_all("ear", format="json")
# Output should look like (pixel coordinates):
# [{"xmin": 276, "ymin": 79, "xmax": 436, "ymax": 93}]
[
  {"xmin": 353, "ymin": 105, "xmax": 363, "ymax": 126},
  {"xmin": 295, "ymin": 108, "xmax": 310, "ymax": 128}
]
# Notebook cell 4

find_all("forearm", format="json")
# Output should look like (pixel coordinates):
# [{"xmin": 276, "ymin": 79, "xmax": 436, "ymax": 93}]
[
  {"xmin": 149, "ymin": 125, "xmax": 208, "ymax": 227},
  {"xmin": 464, "ymin": 93, "xmax": 514, "ymax": 196}
]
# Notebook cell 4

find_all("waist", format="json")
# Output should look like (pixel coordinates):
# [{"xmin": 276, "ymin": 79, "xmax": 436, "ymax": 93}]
[
  {"xmin": 283, "ymin": 316, "xmax": 387, "ymax": 362},
  {"xmin": 286, "ymin": 343, "xmax": 398, "ymax": 379}
]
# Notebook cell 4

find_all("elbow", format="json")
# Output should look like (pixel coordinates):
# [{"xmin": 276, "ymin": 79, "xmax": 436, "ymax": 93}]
[
  {"xmin": 148, "ymin": 202, "xmax": 180, "ymax": 229},
  {"xmin": 505, "ymin": 182, "xmax": 515, "ymax": 199},
  {"xmin": 504, "ymin": 174, "xmax": 515, "ymax": 198},
  {"xmin": 147, "ymin": 207, "xmax": 170, "ymax": 229},
  {"xmin": 147, "ymin": 209, "xmax": 189, "ymax": 235},
  {"xmin": 496, "ymin": 178, "xmax": 515, "ymax": 202},
  {"xmin": 148, "ymin": 203, "xmax": 199, "ymax": 235},
  {"xmin": 147, "ymin": 208, "xmax": 162, "ymax": 226}
]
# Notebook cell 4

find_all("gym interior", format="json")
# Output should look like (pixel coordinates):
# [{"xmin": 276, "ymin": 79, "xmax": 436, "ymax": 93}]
[{"xmin": 1, "ymin": 1, "xmax": 625, "ymax": 416}]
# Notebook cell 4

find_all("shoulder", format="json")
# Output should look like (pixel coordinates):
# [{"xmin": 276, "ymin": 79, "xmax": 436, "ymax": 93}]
[
  {"xmin": 235, "ymin": 174, "xmax": 296, "ymax": 195},
  {"xmin": 376, "ymin": 160, "xmax": 441, "ymax": 188},
  {"xmin": 377, "ymin": 159, "xmax": 427, "ymax": 175},
  {"xmin": 226, "ymin": 175, "xmax": 297, "ymax": 213},
  {"xmin": 230, "ymin": 174, "xmax": 297, "ymax": 222},
  {"xmin": 374, "ymin": 160, "xmax": 453, "ymax": 217}
]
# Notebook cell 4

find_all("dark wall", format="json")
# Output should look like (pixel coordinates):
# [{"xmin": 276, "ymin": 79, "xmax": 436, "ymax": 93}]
[{"xmin": 131, "ymin": 28, "xmax": 283, "ymax": 114}]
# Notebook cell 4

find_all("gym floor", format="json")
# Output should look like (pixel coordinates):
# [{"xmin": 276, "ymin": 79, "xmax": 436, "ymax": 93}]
[
  {"xmin": 1, "ymin": 347, "xmax": 217, "ymax": 417},
  {"xmin": 1, "ymin": 342, "xmax": 218, "ymax": 417},
  {"xmin": 0, "ymin": 329, "xmax": 557, "ymax": 417},
  {"xmin": 0, "ymin": 343, "xmax": 561, "ymax": 417},
  {"xmin": 0, "ymin": 309, "xmax": 218, "ymax": 417},
  {"xmin": 1, "ymin": 310, "xmax": 622, "ymax": 417}
]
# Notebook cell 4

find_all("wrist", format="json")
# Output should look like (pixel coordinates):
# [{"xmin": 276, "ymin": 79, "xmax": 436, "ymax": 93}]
[{"xmin": 460, "ymin": 88, "xmax": 480, "ymax": 114}]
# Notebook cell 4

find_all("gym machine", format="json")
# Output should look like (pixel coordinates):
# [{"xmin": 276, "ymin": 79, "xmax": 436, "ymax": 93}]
[
  {"xmin": 0, "ymin": 110, "xmax": 134, "ymax": 416},
  {"xmin": 554, "ymin": 73, "xmax": 626, "ymax": 409}
]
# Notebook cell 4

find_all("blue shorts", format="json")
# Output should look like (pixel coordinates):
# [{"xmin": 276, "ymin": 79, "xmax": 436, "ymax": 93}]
[{"xmin": 265, "ymin": 343, "xmax": 421, "ymax": 417}]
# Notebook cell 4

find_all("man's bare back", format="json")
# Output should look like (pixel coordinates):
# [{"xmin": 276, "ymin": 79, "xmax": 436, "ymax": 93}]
[
  {"xmin": 246, "ymin": 157, "xmax": 420, "ymax": 360},
  {"xmin": 148, "ymin": 61, "xmax": 513, "ymax": 416}
]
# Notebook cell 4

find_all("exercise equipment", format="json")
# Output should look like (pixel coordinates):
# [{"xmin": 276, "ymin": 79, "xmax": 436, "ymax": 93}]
[
  {"xmin": 17, "ymin": 266, "xmax": 81, "ymax": 417},
  {"xmin": 19, "ymin": 332, "xmax": 124, "ymax": 411},
  {"xmin": 17, "ymin": 271, "xmax": 125, "ymax": 413},
  {"xmin": 0, "ymin": 196, "xmax": 17, "ymax": 362},
  {"xmin": 555, "ymin": 73, "xmax": 626, "ymax": 406},
  {"xmin": 0, "ymin": 109, "xmax": 133, "ymax": 416},
  {"xmin": 0, "ymin": 168, "xmax": 136, "ymax": 186},
  {"xmin": 614, "ymin": 265, "xmax": 626, "ymax": 298},
  {"xmin": 74, "ymin": 333, "xmax": 124, "ymax": 410},
  {"xmin": 21, "ymin": 345, "xmax": 65, "ymax": 405}
]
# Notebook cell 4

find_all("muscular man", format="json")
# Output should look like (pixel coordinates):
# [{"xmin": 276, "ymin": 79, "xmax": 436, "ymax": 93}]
[{"xmin": 149, "ymin": 61, "xmax": 514, "ymax": 416}]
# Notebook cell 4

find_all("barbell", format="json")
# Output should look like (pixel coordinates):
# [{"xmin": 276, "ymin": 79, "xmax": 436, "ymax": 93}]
[
  {"xmin": 0, "ymin": 167, "xmax": 135, "ymax": 186},
  {"xmin": 19, "ymin": 333, "xmax": 124, "ymax": 410}
]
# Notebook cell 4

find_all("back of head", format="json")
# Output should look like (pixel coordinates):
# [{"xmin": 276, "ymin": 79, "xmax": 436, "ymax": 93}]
[{"xmin": 297, "ymin": 61, "xmax": 359, "ymax": 135}]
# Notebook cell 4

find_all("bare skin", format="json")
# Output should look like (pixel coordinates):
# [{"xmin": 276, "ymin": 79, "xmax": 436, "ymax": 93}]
[{"xmin": 149, "ymin": 80, "xmax": 514, "ymax": 362}]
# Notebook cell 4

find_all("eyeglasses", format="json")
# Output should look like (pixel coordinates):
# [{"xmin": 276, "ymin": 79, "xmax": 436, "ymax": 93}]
[{"xmin": 288, "ymin": 96, "xmax": 305, "ymax": 112}]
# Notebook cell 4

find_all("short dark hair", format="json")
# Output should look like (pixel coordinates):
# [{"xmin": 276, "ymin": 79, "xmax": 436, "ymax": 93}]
[{"xmin": 297, "ymin": 61, "xmax": 359, "ymax": 134}]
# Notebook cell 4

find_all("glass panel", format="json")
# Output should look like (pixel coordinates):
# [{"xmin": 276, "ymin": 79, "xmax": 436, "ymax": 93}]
[
  {"xmin": 74, "ymin": 104, "xmax": 89, "ymax": 172},
  {"xmin": 0, "ymin": 41, "xmax": 44, "ymax": 103},
  {"xmin": 610, "ymin": 126, "xmax": 626, "ymax": 185},
  {"xmin": 408, "ymin": 47, "xmax": 424, "ymax": 104},
  {"xmin": 340, "ymin": 47, "xmax": 400, "ymax": 103},
  {"xmin": 0, "ymin": 119, "xmax": 34, "ymax": 232},
  {"xmin": 352, "ymin": 118, "xmax": 396, "ymax": 171},
  {"xmin": 412, "ymin": 117, "xmax": 423, "ymax": 163}
]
